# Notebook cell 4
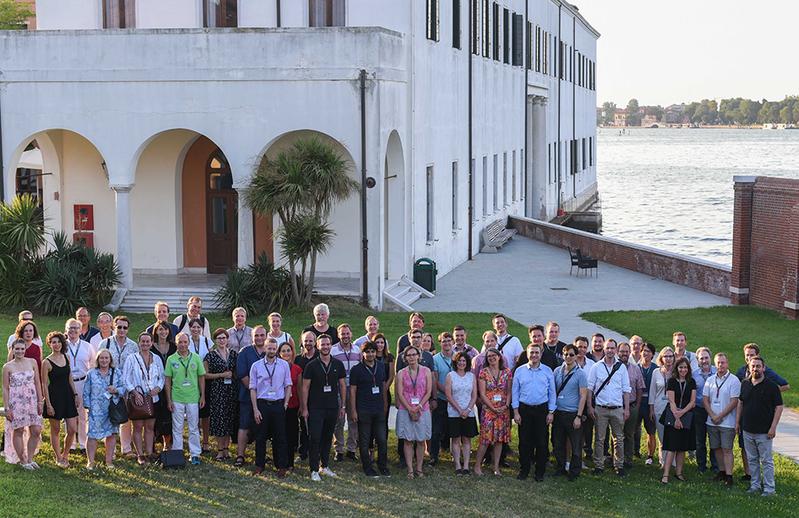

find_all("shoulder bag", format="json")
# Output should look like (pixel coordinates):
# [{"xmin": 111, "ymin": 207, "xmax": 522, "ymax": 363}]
[
  {"xmin": 126, "ymin": 356, "xmax": 156, "ymax": 420},
  {"xmin": 108, "ymin": 368, "xmax": 129, "ymax": 426}
]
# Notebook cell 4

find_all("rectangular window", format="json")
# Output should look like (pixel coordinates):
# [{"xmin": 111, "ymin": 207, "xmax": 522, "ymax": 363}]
[
  {"xmin": 103, "ymin": 0, "xmax": 136, "ymax": 28},
  {"xmin": 426, "ymin": 165, "xmax": 435, "ymax": 241},
  {"xmin": 471, "ymin": 158, "xmax": 477, "ymax": 221},
  {"xmin": 452, "ymin": 0, "xmax": 461, "ymax": 48},
  {"xmin": 547, "ymin": 144, "xmax": 552, "ymax": 184},
  {"xmin": 542, "ymin": 32, "xmax": 548, "ymax": 74},
  {"xmin": 471, "ymin": 0, "xmax": 479, "ymax": 54},
  {"xmin": 492, "ymin": 2, "xmax": 500, "ymax": 61},
  {"xmin": 502, "ymin": 8, "xmax": 510, "ymax": 64},
  {"xmin": 451, "ymin": 162, "xmax": 459, "ymax": 230},
  {"xmin": 502, "ymin": 152, "xmax": 508, "ymax": 206},
  {"xmin": 427, "ymin": 0, "xmax": 440, "ymax": 41},
  {"xmin": 558, "ymin": 41, "xmax": 563, "ymax": 80},
  {"xmin": 309, "ymin": 0, "xmax": 345, "ymax": 27},
  {"xmin": 482, "ymin": 156, "xmax": 488, "ymax": 216},
  {"xmin": 525, "ymin": 21, "xmax": 532, "ymax": 69},
  {"xmin": 589, "ymin": 137, "xmax": 594, "ymax": 166},
  {"xmin": 482, "ymin": 0, "xmax": 490, "ymax": 57},
  {"xmin": 512, "ymin": 13, "xmax": 523, "ymax": 66},
  {"xmin": 492, "ymin": 154, "xmax": 498, "ymax": 211},
  {"xmin": 582, "ymin": 138, "xmax": 587, "ymax": 170},
  {"xmin": 520, "ymin": 149, "xmax": 525, "ymax": 200},
  {"xmin": 511, "ymin": 150, "xmax": 517, "ymax": 202}
]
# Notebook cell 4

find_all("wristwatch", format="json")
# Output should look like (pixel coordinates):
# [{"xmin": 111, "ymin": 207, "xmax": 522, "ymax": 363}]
[{"xmin": 576, "ymin": 414, "xmax": 587, "ymax": 421}]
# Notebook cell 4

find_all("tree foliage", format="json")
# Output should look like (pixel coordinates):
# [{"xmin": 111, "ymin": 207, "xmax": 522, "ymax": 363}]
[{"xmin": 0, "ymin": 0, "xmax": 33, "ymax": 30}]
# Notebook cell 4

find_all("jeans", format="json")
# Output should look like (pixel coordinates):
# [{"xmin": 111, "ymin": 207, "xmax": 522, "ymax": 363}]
[
  {"xmin": 429, "ymin": 399, "xmax": 448, "ymax": 460},
  {"xmin": 357, "ymin": 410, "xmax": 388, "ymax": 472},
  {"xmin": 333, "ymin": 390, "xmax": 358, "ymax": 454},
  {"xmin": 743, "ymin": 431, "xmax": 775, "ymax": 494},
  {"xmin": 593, "ymin": 406, "xmax": 624, "ymax": 470},
  {"xmin": 518, "ymin": 403, "xmax": 549, "ymax": 478},
  {"xmin": 694, "ymin": 406, "xmax": 718, "ymax": 471},
  {"xmin": 552, "ymin": 410, "xmax": 583, "ymax": 476},
  {"xmin": 308, "ymin": 407, "xmax": 338, "ymax": 472},
  {"xmin": 623, "ymin": 403, "xmax": 639, "ymax": 464},
  {"xmin": 254, "ymin": 400, "xmax": 287, "ymax": 469},
  {"xmin": 172, "ymin": 402, "xmax": 200, "ymax": 456}
]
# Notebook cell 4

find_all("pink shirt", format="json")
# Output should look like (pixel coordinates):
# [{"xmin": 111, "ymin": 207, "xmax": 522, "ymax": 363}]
[{"xmin": 399, "ymin": 365, "xmax": 430, "ymax": 411}]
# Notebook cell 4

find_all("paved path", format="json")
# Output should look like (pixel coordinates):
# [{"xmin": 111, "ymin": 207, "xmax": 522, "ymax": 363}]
[
  {"xmin": 775, "ymin": 408, "xmax": 799, "ymax": 464},
  {"xmin": 414, "ymin": 236, "xmax": 728, "ymax": 341}
]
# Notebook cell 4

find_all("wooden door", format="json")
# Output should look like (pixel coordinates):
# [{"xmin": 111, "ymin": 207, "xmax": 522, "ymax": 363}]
[{"xmin": 206, "ymin": 152, "xmax": 238, "ymax": 273}]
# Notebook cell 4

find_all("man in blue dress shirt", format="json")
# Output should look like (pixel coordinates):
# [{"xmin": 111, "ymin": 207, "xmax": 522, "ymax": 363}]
[{"xmin": 512, "ymin": 343, "xmax": 556, "ymax": 481}]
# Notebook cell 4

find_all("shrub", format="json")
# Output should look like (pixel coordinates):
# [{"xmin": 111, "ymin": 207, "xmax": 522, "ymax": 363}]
[{"xmin": 214, "ymin": 252, "xmax": 301, "ymax": 315}]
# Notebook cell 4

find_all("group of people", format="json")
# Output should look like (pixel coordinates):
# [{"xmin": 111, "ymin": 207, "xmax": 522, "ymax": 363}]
[{"xmin": 0, "ymin": 303, "xmax": 788, "ymax": 495}]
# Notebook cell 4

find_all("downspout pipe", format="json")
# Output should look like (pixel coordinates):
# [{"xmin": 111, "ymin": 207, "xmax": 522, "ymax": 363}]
[
  {"xmin": 524, "ymin": 1, "xmax": 528, "ymax": 217},
  {"xmin": 276, "ymin": 0, "xmax": 281, "ymax": 27},
  {"xmin": 0, "ymin": 86, "xmax": 4, "ymax": 202},
  {"xmin": 359, "ymin": 69, "xmax": 369, "ymax": 305},
  {"xmin": 467, "ymin": 0, "xmax": 473, "ymax": 260}
]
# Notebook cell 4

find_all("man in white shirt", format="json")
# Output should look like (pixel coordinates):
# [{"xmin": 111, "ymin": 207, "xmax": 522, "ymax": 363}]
[
  {"xmin": 173, "ymin": 296, "xmax": 212, "ymax": 339},
  {"xmin": 492, "ymin": 313, "xmax": 523, "ymax": 371},
  {"xmin": 586, "ymin": 339, "xmax": 631, "ymax": 477},
  {"xmin": 704, "ymin": 352, "xmax": 741, "ymax": 486},
  {"xmin": 6, "ymin": 310, "xmax": 42, "ymax": 349},
  {"xmin": 65, "ymin": 318, "xmax": 97, "ymax": 451},
  {"xmin": 99, "ymin": 315, "xmax": 140, "ymax": 455},
  {"xmin": 227, "ymin": 307, "xmax": 253, "ymax": 353},
  {"xmin": 89, "ymin": 312, "xmax": 114, "ymax": 348}
]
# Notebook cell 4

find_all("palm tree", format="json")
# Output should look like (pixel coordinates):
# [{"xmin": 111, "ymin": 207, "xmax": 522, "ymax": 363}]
[{"xmin": 245, "ymin": 137, "xmax": 359, "ymax": 305}]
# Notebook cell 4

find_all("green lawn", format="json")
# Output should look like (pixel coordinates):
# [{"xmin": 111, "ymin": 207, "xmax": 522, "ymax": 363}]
[
  {"xmin": 582, "ymin": 305, "xmax": 799, "ymax": 409},
  {"xmin": 0, "ymin": 303, "xmax": 798, "ymax": 516}
]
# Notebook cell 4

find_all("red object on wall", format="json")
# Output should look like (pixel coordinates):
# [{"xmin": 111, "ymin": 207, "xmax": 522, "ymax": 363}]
[
  {"xmin": 73, "ymin": 204, "xmax": 94, "ymax": 231},
  {"xmin": 73, "ymin": 232, "xmax": 94, "ymax": 248}
]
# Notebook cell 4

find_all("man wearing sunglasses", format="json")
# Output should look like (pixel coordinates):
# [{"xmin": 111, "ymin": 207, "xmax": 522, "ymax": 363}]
[
  {"xmin": 552, "ymin": 343, "xmax": 588, "ymax": 481},
  {"xmin": 100, "ymin": 315, "xmax": 140, "ymax": 457}
]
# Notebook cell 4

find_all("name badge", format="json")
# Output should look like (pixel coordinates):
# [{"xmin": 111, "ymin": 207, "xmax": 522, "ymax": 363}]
[
  {"xmin": 711, "ymin": 399, "xmax": 723, "ymax": 412},
  {"xmin": 172, "ymin": 362, "xmax": 180, "ymax": 369},
  {"xmin": 372, "ymin": 386, "xmax": 380, "ymax": 395},
  {"xmin": 411, "ymin": 397, "xmax": 420, "ymax": 405},
  {"xmin": 223, "ymin": 378, "xmax": 232, "ymax": 385},
  {"xmin": 558, "ymin": 394, "xmax": 565, "ymax": 400},
  {"xmin": 267, "ymin": 391, "xmax": 277, "ymax": 399},
  {"xmin": 492, "ymin": 394, "xmax": 503, "ymax": 402},
  {"xmin": 104, "ymin": 392, "xmax": 112, "ymax": 400},
  {"xmin": 345, "ymin": 375, "xmax": 351, "ymax": 386},
  {"xmin": 182, "ymin": 379, "xmax": 192, "ymax": 387},
  {"xmin": 323, "ymin": 385, "xmax": 332, "ymax": 393}
]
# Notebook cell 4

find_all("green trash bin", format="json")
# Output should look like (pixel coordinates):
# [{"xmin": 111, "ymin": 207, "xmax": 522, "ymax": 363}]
[{"xmin": 413, "ymin": 258, "xmax": 437, "ymax": 292}]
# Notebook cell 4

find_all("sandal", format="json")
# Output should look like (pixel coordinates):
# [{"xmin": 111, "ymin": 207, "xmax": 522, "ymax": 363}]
[
  {"xmin": 660, "ymin": 476, "xmax": 669, "ymax": 484},
  {"xmin": 215, "ymin": 450, "xmax": 226, "ymax": 461},
  {"xmin": 675, "ymin": 473, "xmax": 686, "ymax": 482},
  {"xmin": 234, "ymin": 456, "xmax": 245, "ymax": 467},
  {"xmin": 493, "ymin": 470, "xmax": 502, "ymax": 477},
  {"xmin": 406, "ymin": 471, "xmax": 415, "ymax": 480},
  {"xmin": 414, "ymin": 470, "xmax": 425, "ymax": 478}
]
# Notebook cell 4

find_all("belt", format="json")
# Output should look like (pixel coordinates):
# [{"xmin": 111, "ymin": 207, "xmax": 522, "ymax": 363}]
[
  {"xmin": 258, "ymin": 399, "xmax": 283, "ymax": 405},
  {"xmin": 72, "ymin": 375, "xmax": 87, "ymax": 382},
  {"xmin": 597, "ymin": 405, "xmax": 621, "ymax": 409},
  {"xmin": 520, "ymin": 402, "xmax": 548, "ymax": 409}
]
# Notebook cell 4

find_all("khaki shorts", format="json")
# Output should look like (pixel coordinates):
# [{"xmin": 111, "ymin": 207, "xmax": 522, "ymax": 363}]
[{"xmin": 707, "ymin": 425, "xmax": 735, "ymax": 450}]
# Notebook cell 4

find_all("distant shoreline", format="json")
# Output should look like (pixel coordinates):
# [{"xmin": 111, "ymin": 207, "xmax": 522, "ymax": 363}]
[{"xmin": 598, "ymin": 124, "xmax": 780, "ymax": 130}]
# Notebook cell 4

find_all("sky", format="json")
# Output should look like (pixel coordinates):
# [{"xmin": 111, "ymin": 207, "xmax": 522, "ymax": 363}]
[{"xmin": 575, "ymin": 1, "xmax": 799, "ymax": 107}]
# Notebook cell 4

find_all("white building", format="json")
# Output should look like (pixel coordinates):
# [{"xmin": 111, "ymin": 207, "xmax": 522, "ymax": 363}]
[{"xmin": 0, "ymin": 0, "xmax": 598, "ymax": 309}]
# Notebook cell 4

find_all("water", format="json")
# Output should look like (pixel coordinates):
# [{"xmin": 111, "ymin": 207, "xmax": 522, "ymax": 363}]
[{"xmin": 597, "ymin": 127, "xmax": 799, "ymax": 266}]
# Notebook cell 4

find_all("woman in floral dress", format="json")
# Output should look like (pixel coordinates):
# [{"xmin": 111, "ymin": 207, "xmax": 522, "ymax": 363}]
[
  {"xmin": 3, "ymin": 339, "xmax": 43, "ymax": 469},
  {"xmin": 83, "ymin": 349, "xmax": 126, "ymax": 469},
  {"xmin": 473, "ymin": 347, "xmax": 512, "ymax": 476}
]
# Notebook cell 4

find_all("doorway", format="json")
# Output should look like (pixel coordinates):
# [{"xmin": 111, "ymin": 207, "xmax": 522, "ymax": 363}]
[{"xmin": 205, "ymin": 151, "xmax": 238, "ymax": 273}]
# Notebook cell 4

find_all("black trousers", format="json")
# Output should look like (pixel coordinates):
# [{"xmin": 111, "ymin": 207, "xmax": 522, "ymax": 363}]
[
  {"xmin": 254, "ymin": 400, "xmax": 287, "ymax": 469},
  {"xmin": 308, "ymin": 407, "xmax": 338, "ymax": 472},
  {"xmin": 552, "ymin": 410, "xmax": 583, "ymax": 476},
  {"xmin": 583, "ymin": 413, "xmax": 594, "ymax": 455},
  {"xmin": 285, "ymin": 407, "xmax": 299, "ymax": 468},
  {"xmin": 518, "ymin": 403, "xmax": 549, "ymax": 478},
  {"xmin": 357, "ymin": 410, "xmax": 388, "ymax": 472},
  {"xmin": 429, "ymin": 399, "xmax": 448, "ymax": 460},
  {"xmin": 299, "ymin": 411, "xmax": 310, "ymax": 458}
]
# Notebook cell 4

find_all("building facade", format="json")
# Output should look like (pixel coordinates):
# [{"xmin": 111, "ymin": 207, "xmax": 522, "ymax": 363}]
[{"xmin": 0, "ymin": 0, "xmax": 598, "ymax": 308}]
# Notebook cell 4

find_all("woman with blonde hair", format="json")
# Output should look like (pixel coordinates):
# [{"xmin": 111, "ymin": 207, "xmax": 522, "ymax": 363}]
[{"xmin": 649, "ymin": 346, "xmax": 675, "ymax": 466}]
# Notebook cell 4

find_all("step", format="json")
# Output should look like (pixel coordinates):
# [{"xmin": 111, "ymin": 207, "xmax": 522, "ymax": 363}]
[{"xmin": 398, "ymin": 289, "xmax": 421, "ymax": 307}]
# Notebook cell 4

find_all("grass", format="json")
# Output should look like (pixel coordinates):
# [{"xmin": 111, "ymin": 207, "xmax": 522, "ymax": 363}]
[
  {"xmin": 582, "ymin": 305, "xmax": 799, "ymax": 409},
  {"xmin": 0, "ymin": 302, "xmax": 798, "ymax": 516}
]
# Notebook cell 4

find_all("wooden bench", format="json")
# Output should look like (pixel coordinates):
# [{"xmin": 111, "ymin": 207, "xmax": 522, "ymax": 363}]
[{"xmin": 481, "ymin": 218, "xmax": 518, "ymax": 253}]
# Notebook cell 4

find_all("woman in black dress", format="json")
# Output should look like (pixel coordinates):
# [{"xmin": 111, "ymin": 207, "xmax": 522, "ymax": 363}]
[
  {"xmin": 150, "ymin": 320, "xmax": 176, "ymax": 453},
  {"xmin": 661, "ymin": 357, "xmax": 696, "ymax": 484},
  {"xmin": 41, "ymin": 331, "xmax": 79, "ymax": 468},
  {"xmin": 204, "ymin": 328, "xmax": 238, "ymax": 461}
]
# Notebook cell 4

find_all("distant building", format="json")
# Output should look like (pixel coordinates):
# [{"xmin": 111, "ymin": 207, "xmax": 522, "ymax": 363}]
[
  {"xmin": 664, "ymin": 104, "xmax": 687, "ymax": 125},
  {"xmin": 641, "ymin": 114, "xmax": 659, "ymax": 128},
  {"xmin": 614, "ymin": 109, "xmax": 628, "ymax": 127},
  {"xmin": 0, "ymin": 0, "xmax": 599, "ymax": 309}
]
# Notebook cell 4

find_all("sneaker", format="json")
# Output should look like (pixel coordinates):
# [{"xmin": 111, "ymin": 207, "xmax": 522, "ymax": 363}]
[
  {"xmin": 364, "ymin": 468, "xmax": 380, "ymax": 478},
  {"xmin": 379, "ymin": 467, "xmax": 391, "ymax": 477},
  {"xmin": 311, "ymin": 471, "xmax": 322, "ymax": 482},
  {"xmin": 725, "ymin": 475, "xmax": 734, "ymax": 487},
  {"xmin": 645, "ymin": 456, "xmax": 653, "ymax": 466},
  {"xmin": 761, "ymin": 491, "xmax": 776, "ymax": 497},
  {"xmin": 746, "ymin": 486, "xmax": 761, "ymax": 494},
  {"xmin": 320, "ymin": 466, "xmax": 338, "ymax": 478},
  {"xmin": 615, "ymin": 468, "xmax": 626, "ymax": 478},
  {"xmin": 190, "ymin": 456, "xmax": 201, "ymax": 465}
]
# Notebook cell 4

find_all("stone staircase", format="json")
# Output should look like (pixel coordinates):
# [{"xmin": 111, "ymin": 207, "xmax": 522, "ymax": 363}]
[
  {"xmin": 119, "ymin": 286, "xmax": 223, "ymax": 314},
  {"xmin": 383, "ymin": 275, "xmax": 434, "ymax": 311}
]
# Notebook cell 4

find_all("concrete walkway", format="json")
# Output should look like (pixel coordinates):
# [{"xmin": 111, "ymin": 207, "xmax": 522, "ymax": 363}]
[
  {"xmin": 775, "ymin": 409, "xmax": 799, "ymax": 464},
  {"xmin": 414, "ymin": 236, "xmax": 728, "ymax": 341}
]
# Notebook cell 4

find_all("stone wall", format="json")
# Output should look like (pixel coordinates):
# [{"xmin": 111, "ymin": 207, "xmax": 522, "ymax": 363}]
[{"xmin": 508, "ymin": 216, "xmax": 731, "ymax": 297}]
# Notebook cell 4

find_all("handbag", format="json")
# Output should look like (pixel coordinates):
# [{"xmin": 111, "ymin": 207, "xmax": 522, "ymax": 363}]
[
  {"xmin": 659, "ymin": 406, "xmax": 694, "ymax": 428},
  {"xmin": 108, "ymin": 368, "xmax": 129, "ymax": 426},
  {"xmin": 158, "ymin": 449, "xmax": 186, "ymax": 469},
  {"xmin": 126, "ymin": 356, "xmax": 156, "ymax": 420},
  {"xmin": 126, "ymin": 389, "xmax": 155, "ymax": 420}
]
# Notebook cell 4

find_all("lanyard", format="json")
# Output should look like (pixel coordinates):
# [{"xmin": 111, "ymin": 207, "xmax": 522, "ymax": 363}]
[
  {"xmin": 364, "ymin": 362, "xmax": 378, "ymax": 387},
  {"xmin": 263, "ymin": 358, "xmax": 277, "ymax": 387},
  {"xmin": 191, "ymin": 337, "xmax": 202, "ymax": 355},
  {"xmin": 320, "ymin": 358, "xmax": 333, "ymax": 385},
  {"xmin": 677, "ymin": 380, "xmax": 686, "ymax": 405},
  {"xmin": 235, "ymin": 328, "xmax": 245, "ymax": 346},
  {"xmin": 714, "ymin": 373, "xmax": 729, "ymax": 400},
  {"xmin": 68, "ymin": 341, "xmax": 81, "ymax": 368},
  {"xmin": 442, "ymin": 355, "xmax": 453, "ymax": 373},
  {"xmin": 408, "ymin": 367, "xmax": 421, "ymax": 395},
  {"xmin": 341, "ymin": 346, "xmax": 354, "ymax": 373},
  {"xmin": 178, "ymin": 355, "xmax": 192, "ymax": 378},
  {"xmin": 138, "ymin": 354, "xmax": 151, "ymax": 390},
  {"xmin": 489, "ymin": 367, "xmax": 501, "ymax": 387}
]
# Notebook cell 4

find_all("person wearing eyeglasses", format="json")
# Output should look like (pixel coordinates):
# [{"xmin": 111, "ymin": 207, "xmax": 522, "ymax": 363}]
[
  {"xmin": 99, "ymin": 315, "xmax": 139, "ymax": 457},
  {"xmin": 551, "ymin": 343, "xmax": 588, "ymax": 480},
  {"xmin": 512, "ymin": 343, "xmax": 556, "ymax": 482},
  {"xmin": 649, "ymin": 346, "xmax": 675, "ymax": 467},
  {"xmin": 617, "ymin": 342, "xmax": 644, "ymax": 469}
]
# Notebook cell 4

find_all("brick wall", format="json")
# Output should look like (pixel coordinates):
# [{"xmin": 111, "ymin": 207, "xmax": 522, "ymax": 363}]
[
  {"xmin": 508, "ymin": 216, "xmax": 731, "ymax": 297},
  {"xmin": 732, "ymin": 176, "xmax": 799, "ymax": 318}
]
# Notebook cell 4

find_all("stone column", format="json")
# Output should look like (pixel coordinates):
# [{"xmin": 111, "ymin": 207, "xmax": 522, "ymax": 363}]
[
  {"xmin": 235, "ymin": 187, "xmax": 254, "ymax": 268},
  {"xmin": 112, "ymin": 184, "xmax": 133, "ymax": 288},
  {"xmin": 529, "ymin": 95, "xmax": 548, "ymax": 220},
  {"xmin": 730, "ymin": 176, "xmax": 755, "ymax": 305}
]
